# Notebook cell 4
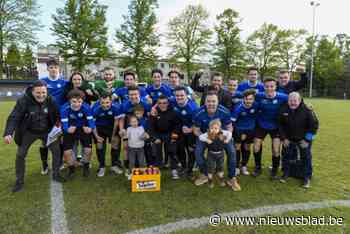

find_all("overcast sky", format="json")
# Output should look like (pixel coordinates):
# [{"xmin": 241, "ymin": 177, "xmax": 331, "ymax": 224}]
[{"xmin": 37, "ymin": 0, "xmax": 350, "ymax": 56}]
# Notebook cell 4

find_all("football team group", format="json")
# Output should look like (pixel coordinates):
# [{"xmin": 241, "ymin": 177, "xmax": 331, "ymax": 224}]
[{"xmin": 3, "ymin": 58, "xmax": 319, "ymax": 193}]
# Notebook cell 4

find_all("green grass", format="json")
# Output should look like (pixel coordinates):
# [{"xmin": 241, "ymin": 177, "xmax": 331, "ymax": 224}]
[
  {"xmin": 0, "ymin": 99, "xmax": 349, "ymax": 234},
  {"xmin": 0, "ymin": 102, "xmax": 51, "ymax": 234}
]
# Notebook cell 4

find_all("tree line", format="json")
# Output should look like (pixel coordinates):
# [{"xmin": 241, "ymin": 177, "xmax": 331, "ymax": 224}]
[{"xmin": 1, "ymin": 0, "xmax": 350, "ymax": 97}]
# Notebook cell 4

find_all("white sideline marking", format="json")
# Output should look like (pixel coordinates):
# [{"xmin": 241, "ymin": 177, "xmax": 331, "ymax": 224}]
[
  {"xmin": 125, "ymin": 199, "xmax": 350, "ymax": 234},
  {"xmin": 50, "ymin": 179, "xmax": 69, "ymax": 234}
]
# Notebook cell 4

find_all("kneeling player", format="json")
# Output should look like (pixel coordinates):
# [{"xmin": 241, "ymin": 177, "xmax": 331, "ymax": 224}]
[
  {"xmin": 231, "ymin": 89, "xmax": 258, "ymax": 176},
  {"xmin": 60, "ymin": 89, "xmax": 95, "ymax": 178},
  {"xmin": 93, "ymin": 94, "xmax": 123, "ymax": 177}
]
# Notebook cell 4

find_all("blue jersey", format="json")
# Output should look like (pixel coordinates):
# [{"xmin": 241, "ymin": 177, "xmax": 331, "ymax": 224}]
[
  {"xmin": 169, "ymin": 84, "xmax": 194, "ymax": 100},
  {"xmin": 41, "ymin": 76, "xmax": 67, "ymax": 106},
  {"xmin": 231, "ymin": 91, "xmax": 243, "ymax": 109},
  {"xmin": 193, "ymin": 105, "xmax": 232, "ymax": 133},
  {"xmin": 237, "ymin": 80, "xmax": 265, "ymax": 93},
  {"xmin": 92, "ymin": 102, "xmax": 119, "ymax": 127},
  {"xmin": 255, "ymin": 92, "xmax": 288, "ymax": 130},
  {"xmin": 146, "ymin": 84, "xmax": 172, "ymax": 104},
  {"xmin": 117, "ymin": 98, "xmax": 151, "ymax": 118},
  {"xmin": 60, "ymin": 102, "xmax": 95, "ymax": 132},
  {"xmin": 170, "ymin": 99, "xmax": 199, "ymax": 128},
  {"xmin": 113, "ymin": 86, "xmax": 148, "ymax": 103},
  {"xmin": 138, "ymin": 116, "xmax": 149, "ymax": 130},
  {"xmin": 231, "ymin": 102, "xmax": 259, "ymax": 131}
]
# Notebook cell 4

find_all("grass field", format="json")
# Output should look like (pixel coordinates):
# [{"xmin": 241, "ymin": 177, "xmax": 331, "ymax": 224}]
[{"xmin": 0, "ymin": 98, "xmax": 349, "ymax": 234}]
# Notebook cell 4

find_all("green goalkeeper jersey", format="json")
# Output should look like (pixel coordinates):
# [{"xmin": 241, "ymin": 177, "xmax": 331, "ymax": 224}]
[{"xmin": 84, "ymin": 79, "xmax": 124, "ymax": 96}]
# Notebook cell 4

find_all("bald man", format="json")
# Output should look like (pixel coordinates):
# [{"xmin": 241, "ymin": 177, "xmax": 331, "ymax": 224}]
[{"xmin": 278, "ymin": 92, "xmax": 319, "ymax": 189}]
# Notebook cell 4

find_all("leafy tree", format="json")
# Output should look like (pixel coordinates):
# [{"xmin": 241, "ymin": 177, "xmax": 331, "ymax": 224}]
[
  {"xmin": 115, "ymin": 0, "xmax": 159, "ymax": 80},
  {"xmin": 167, "ymin": 4, "xmax": 212, "ymax": 81},
  {"xmin": 276, "ymin": 29, "xmax": 308, "ymax": 72},
  {"xmin": 0, "ymin": 0, "xmax": 41, "ymax": 78},
  {"xmin": 52, "ymin": 0, "xmax": 110, "ymax": 71},
  {"xmin": 212, "ymin": 9, "xmax": 245, "ymax": 80},
  {"xmin": 245, "ymin": 23, "xmax": 280, "ymax": 78},
  {"xmin": 5, "ymin": 43, "xmax": 21, "ymax": 79}
]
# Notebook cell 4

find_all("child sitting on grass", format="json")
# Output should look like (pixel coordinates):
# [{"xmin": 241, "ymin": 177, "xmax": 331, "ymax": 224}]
[
  {"xmin": 126, "ymin": 115, "xmax": 149, "ymax": 180},
  {"xmin": 199, "ymin": 119, "xmax": 232, "ymax": 188}
]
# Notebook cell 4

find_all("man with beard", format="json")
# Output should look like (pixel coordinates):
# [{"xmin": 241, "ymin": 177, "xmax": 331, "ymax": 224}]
[{"xmin": 191, "ymin": 71, "xmax": 232, "ymax": 109}]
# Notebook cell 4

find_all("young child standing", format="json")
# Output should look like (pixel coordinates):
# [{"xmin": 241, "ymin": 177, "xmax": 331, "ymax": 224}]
[
  {"xmin": 199, "ymin": 119, "xmax": 232, "ymax": 188},
  {"xmin": 126, "ymin": 115, "xmax": 149, "ymax": 180}
]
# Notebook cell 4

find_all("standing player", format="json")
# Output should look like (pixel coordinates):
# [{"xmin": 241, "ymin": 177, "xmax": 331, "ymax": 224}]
[
  {"xmin": 117, "ymin": 86, "xmax": 152, "ymax": 174},
  {"xmin": 226, "ymin": 78, "xmax": 243, "ymax": 109},
  {"xmin": 113, "ymin": 70, "xmax": 151, "ymax": 103},
  {"xmin": 60, "ymin": 89, "xmax": 95, "ymax": 178},
  {"xmin": 92, "ymin": 94, "xmax": 123, "ymax": 177},
  {"xmin": 171, "ymin": 86, "xmax": 199, "ymax": 178},
  {"xmin": 191, "ymin": 71, "xmax": 232, "ymax": 109},
  {"xmin": 252, "ymin": 78, "xmax": 288, "ymax": 179},
  {"xmin": 231, "ymin": 89, "xmax": 258, "ymax": 176},
  {"xmin": 39, "ymin": 58, "xmax": 67, "ymax": 175},
  {"xmin": 167, "ymin": 69, "xmax": 195, "ymax": 100},
  {"xmin": 146, "ymin": 69, "xmax": 173, "ymax": 104},
  {"xmin": 237, "ymin": 67, "xmax": 265, "ymax": 93},
  {"xmin": 85, "ymin": 67, "xmax": 124, "ymax": 97},
  {"xmin": 277, "ymin": 67, "xmax": 308, "ymax": 94}
]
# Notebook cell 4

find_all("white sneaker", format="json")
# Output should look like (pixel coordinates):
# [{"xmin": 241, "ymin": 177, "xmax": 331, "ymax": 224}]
[
  {"xmin": 125, "ymin": 171, "xmax": 131, "ymax": 178},
  {"xmin": 110, "ymin": 166, "xmax": 123, "ymax": 175},
  {"xmin": 235, "ymin": 168, "xmax": 240, "ymax": 176},
  {"xmin": 97, "ymin": 168, "xmax": 105, "ymax": 177},
  {"xmin": 59, "ymin": 164, "xmax": 65, "ymax": 171},
  {"xmin": 171, "ymin": 169, "xmax": 180, "ymax": 180},
  {"xmin": 127, "ymin": 174, "xmax": 132, "ymax": 180},
  {"xmin": 41, "ymin": 167, "xmax": 49, "ymax": 175},
  {"xmin": 240, "ymin": 166, "xmax": 250, "ymax": 176}
]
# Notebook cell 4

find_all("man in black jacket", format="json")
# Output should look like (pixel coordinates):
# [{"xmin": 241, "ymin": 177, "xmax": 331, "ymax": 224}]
[
  {"xmin": 278, "ymin": 92, "xmax": 319, "ymax": 188},
  {"xmin": 149, "ymin": 95, "xmax": 182, "ymax": 179},
  {"xmin": 3, "ymin": 80, "xmax": 66, "ymax": 192},
  {"xmin": 191, "ymin": 71, "xmax": 232, "ymax": 109}
]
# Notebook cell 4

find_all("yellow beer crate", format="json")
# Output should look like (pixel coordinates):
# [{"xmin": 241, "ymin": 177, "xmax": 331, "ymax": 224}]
[{"xmin": 131, "ymin": 167, "xmax": 161, "ymax": 192}]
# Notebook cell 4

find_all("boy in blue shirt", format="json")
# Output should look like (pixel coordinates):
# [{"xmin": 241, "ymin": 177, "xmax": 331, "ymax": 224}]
[
  {"xmin": 146, "ymin": 68, "xmax": 172, "ymax": 104},
  {"xmin": 231, "ymin": 89, "xmax": 258, "ymax": 176},
  {"xmin": 60, "ymin": 89, "xmax": 95, "ymax": 178},
  {"xmin": 92, "ymin": 95, "xmax": 122, "ymax": 177},
  {"xmin": 39, "ymin": 58, "xmax": 67, "ymax": 175},
  {"xmin": 253, "ymin": 78, "xmax": 288, "ymax": 179}
]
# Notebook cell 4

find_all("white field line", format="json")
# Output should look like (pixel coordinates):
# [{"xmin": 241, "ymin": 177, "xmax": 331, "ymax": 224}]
[
  {"xmin": 125, "ymin": 199, "xmax": 350, "ymax": 234},
  {"xmin": 50, "ymin": 179, "xmax": 69, "ymax": 234}
]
